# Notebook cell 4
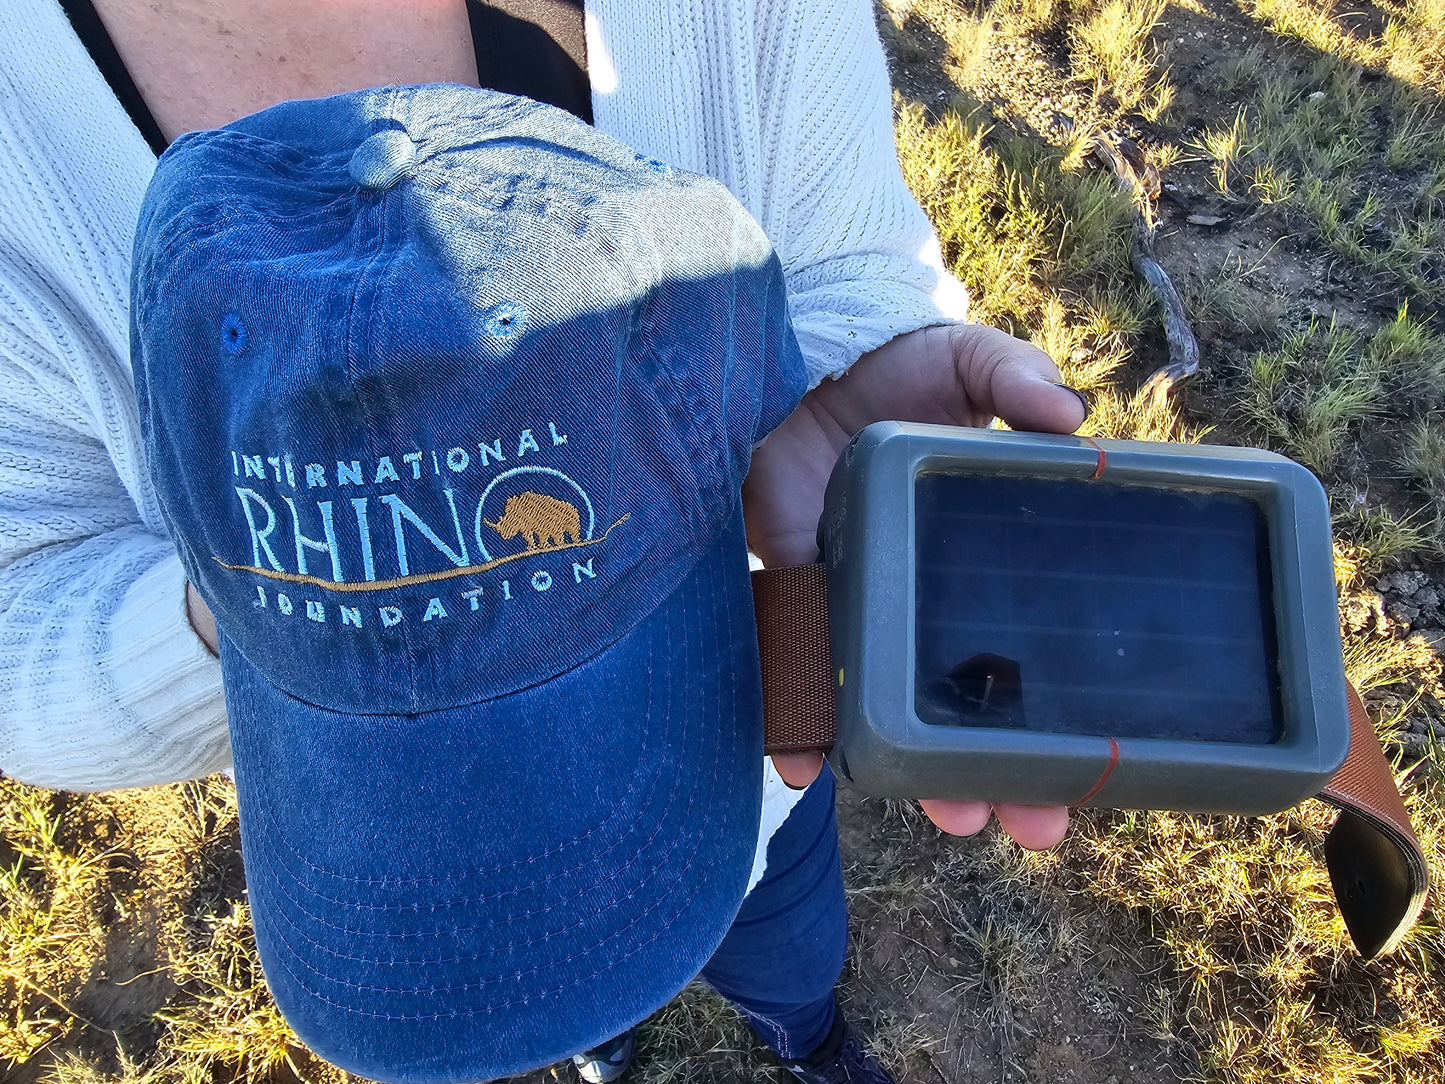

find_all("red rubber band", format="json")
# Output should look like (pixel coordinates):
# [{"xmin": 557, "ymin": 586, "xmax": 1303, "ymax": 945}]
[{"xmin": 1076, "ymin": 738, "xmax": 1120, "ymax": 804}]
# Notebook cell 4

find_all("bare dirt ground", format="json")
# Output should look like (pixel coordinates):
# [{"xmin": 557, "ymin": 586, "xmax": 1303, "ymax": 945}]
[{"xmin": 831, "ymin": 793, "xmax": 1193, "ymax": 1084}]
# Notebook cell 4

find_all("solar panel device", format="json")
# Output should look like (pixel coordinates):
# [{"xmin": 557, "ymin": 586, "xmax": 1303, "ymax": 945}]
[{"xmin": 818, "ymin": 422, "xmax": 1352, "ymax": 814}]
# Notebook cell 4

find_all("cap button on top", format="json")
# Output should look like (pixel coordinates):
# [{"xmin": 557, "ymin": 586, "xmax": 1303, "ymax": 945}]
[{"xmin": 349, "ymin": 130, "xmax": 418, "ymax": 191}]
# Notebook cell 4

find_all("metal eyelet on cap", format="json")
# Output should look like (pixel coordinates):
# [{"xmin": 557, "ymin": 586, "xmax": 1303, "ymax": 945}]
[
  {"xmin": 349, "ymin": 130, "xmax": 419, "ymax": 191},
  {"xmin": 635, "ymin": 154, "xmax": 671, "ymax": 176},
  {"xmin": 483, "ymin": 302, "xmax": 527, "ymax": 339},
  {"xmin": 220, "ymin": 313, "xmax": 248, "ymax": 356}
]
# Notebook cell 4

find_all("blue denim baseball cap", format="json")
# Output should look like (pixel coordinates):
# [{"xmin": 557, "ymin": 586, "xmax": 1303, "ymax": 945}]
[{"xmin": 131, "ymin": 84, "xmax": 807, "ymax": 1083}]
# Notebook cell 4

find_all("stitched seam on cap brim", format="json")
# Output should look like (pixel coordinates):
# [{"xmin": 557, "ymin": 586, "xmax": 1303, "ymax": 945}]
[
  {"xmin": 242, "ymin": 645, "xmax": 662, "ymax": 908},
  {"xmin": 247, "ymin": 638, "xmax": 685, "ymax": 960},
  {"xmin": 263, "ymin": 866, "xmax": 712, "ymax": 1017},
  {"xmin": 254, "ymin": 561, "xmax": 741, "ymax": 1014}
]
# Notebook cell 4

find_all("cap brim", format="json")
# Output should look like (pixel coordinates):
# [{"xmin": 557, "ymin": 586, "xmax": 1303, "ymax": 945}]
[{"xmin": 218, "ymin": 512, "xmax": 763, "ymax": 1083}]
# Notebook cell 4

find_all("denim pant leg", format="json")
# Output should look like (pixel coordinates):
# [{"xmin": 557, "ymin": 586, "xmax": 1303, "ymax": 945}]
[{"xmin": 699, "ymin": 763, "xmax": 847, "ymax": 1061}]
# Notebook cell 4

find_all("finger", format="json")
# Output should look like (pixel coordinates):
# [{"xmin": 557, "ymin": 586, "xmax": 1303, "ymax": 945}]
[
  {"xmin": 771, "ymin": 750, "xmax": 824, "ymax": 790},
  {"xmin": 918, "ymin": 798, "xmax": 994, "ymax": 837},
  {"xmin": 742, "ymin": 398, "xmax": 838, "ymax": 567},
  {"xmin": 992, "ymin": 803, "xmax": 1071, "ymax": 850},
  {"xmin": 951, "ymin": 325, "xmax": 1088, "ymax": 435}
]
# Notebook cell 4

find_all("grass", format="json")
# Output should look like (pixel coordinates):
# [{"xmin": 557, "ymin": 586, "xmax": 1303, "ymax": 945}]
[
  {"xmin": 1238, "ymin": 306, "xmax": 1445, "ymax": 558},
  {"xmin": 153, "ymin": 903, "xmax": 301, "ymax": 1084},
  {"xmin": 0, "ymin": 786, "xmax": 115, "ymax": 1067},
  {"xmin": 1069, "ymin": 0, "xmax": 1172, "ymax": 114},
  {"xmin": 1188, "ymin": 45, "xmax": 1445, "ymax": 311},
  {"xmin": 1399, "ymin": 418, "xmax": 1445, "ymax": 506},
  {"xmin": 893, "ymin": 98, "xmax": 1206, "ymax": 447},
  {"xmin": 4, "ymin": 0, "xmax": 1445, "ymax": 1082},
  {"xmin": 1179, "ymin": 255, "xmax": 1284, "ymax": 344},
  {"xmin": 0, "ymin": 778, "xmax": 349, "ymax": 1084},
  {"xmin": 1241, "ymin": 316, "xmax": 1382, "ymax": 473},
  {"xmin": 883, "ymin": 0, "xmax": 1445, "ymax": 1080}
]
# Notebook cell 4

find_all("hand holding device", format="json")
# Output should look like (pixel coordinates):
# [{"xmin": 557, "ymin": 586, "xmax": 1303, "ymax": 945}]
[
  {"xmin": 752, "ymin": 422, "xmax": 1430, "ymax": 956},
  {"xmin": 743, "ymin": 321, "xmax": 1087, "ymax": 847}
]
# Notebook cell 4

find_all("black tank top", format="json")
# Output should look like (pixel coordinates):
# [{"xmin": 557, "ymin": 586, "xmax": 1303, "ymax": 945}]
[{"xmin": 57, "ymin": 0, "xmax": 591, "ymax": 155}]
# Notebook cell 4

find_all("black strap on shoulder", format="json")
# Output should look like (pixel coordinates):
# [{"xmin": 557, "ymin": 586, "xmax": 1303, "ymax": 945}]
[
  {"xmin": 465, "ymin": 0, "xmax": 592, "ymax": 124},
  {"xmin": 58, "ymin": 0, "xmax": 169, "ymax": 155}
]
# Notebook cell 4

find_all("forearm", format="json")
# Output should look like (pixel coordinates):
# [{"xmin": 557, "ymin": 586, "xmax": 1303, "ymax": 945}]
[
  {"xmin": 787, "ymin": 244, "xmax": 969, "ymax": 388},
  {"xmin": 185, "ymin": 580, "xmax": 219, "ymax": 655},
  {"xmin": 1, "ymin": 526, "xmax": 232, "ymax": 791}
]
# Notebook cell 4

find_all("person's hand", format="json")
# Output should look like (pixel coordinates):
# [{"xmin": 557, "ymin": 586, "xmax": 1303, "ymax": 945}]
[{"xmin": 743, "ymin": 322, "xmax": 1087, "ymax": 850}]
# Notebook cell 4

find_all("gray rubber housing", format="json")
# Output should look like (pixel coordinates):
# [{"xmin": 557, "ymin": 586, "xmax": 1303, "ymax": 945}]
[{"xmin": 818, "ymin": 422, "xmax": 1351, "ymax": 814}]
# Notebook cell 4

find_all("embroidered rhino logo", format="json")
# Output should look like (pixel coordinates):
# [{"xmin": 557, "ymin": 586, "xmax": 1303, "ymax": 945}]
[{"xmin": 483, "ymin": 491, "xmax": 583, "ymax": 552}]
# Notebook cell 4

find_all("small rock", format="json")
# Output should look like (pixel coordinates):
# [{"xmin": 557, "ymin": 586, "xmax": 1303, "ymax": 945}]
[
  {"xmin": 1415, "ymin": 627, "xmax": 1445, "ymax": 655},
  {"xmin": 1387, "ymin": 601, "xmax": 1420, "ymax": 628},
  {"xmin": 1377, "ymin": 570, "xmax": 1427, "ymax": 597},
  {"xmin": 1411, "ymin": 586, "xmax": 1439, "ymax": 611},
  {"xmin": 1188, "ymin": 213, "xmax": 1227, "ymax": 227},
  {"xmin": 1394, "ymin": 731, "xmax": 1429, "ymax": 761},
  {"xmin": 1341, "ymin": 590, "xmax": 1386, "ymax": 632}
]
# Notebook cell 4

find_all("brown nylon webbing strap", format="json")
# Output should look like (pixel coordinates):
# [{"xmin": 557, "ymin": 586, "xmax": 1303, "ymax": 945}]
[
  {"xmin": 753, "ymin": 565, "xmax": 836, "ymax": 753},
  {"xmin": 752, "ymin": 564, "xmax": 1430, "ymax": 957}
]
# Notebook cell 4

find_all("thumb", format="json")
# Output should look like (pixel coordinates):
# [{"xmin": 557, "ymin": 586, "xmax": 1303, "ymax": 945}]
[
  {"xmin": 952, "ymin": 325, "xmax": 1088, "ymax": 435},
  {"xmin": 771, "ymin": 750, "xmax": 824, "ymax": 790}
]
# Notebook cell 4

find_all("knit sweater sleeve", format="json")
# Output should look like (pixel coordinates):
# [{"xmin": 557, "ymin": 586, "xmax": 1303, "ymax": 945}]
[
  {"xmin": 755, "ymin": 0, "xmax": 970, "ymax": 388},
  {"xmin": 0, "ymin": 251, "xmax": 233, "ymax": 791},
  {"xmin": 0, "ymin": 2, "xmax": 233, "ymax": 790}
]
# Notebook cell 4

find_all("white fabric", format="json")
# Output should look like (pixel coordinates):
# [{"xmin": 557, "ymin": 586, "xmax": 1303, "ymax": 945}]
[{"xmin": 0, "ymin": 0, "xmax": 968, "ymax": 884}]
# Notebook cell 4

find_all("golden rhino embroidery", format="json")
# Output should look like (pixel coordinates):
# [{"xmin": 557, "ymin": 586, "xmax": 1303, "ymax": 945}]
[{"xmin": 484, "ymin": 491, "xmax": 583, "ymax": 551}]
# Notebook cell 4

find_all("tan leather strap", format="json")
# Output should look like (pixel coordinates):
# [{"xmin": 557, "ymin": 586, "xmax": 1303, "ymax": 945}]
[
  {"xmin": 1317, "ymin": 682, "xmax": 1431, "ymax": 957},
  {"xmin": 752, "ymin": 564, "xmax": 1430, "ymax": 957}
]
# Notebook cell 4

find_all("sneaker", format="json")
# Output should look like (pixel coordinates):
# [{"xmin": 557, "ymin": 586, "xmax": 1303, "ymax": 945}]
[
  {"xmin": 571, "ymin": 1027, "xmax": 638, "ymax": 1083},
  {"xmin": 779, "ymin": 1014, "xmax": 897, "ymax": 1084}
]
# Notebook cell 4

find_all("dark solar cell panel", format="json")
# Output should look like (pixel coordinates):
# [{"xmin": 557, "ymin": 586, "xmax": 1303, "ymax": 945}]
[{"xmin": 914, "ymin": 472, "xmax": 1283, "ymax": 744}]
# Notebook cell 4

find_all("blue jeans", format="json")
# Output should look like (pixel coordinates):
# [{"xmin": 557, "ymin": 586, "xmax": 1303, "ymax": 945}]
[{"xmin": 698, "ymin": 764, "xmax": 848, "ymax": 1061}]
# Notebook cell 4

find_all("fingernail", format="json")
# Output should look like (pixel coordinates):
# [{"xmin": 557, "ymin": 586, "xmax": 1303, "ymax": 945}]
[{"xmin": 1051, "ymin": 382, "xmax": 1091, "ymax": 420}]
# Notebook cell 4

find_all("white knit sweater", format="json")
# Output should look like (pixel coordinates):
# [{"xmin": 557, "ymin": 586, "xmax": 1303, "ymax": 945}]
[{"xmin": 0, "ymin": 0, "xmax": 966, "ymax": 873}]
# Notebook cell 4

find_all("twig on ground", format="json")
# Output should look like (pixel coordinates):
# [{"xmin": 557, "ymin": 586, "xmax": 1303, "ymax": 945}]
[{"xmin": 1091, "ymin": 133, "xmax": 1200, "ymax": 406}]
